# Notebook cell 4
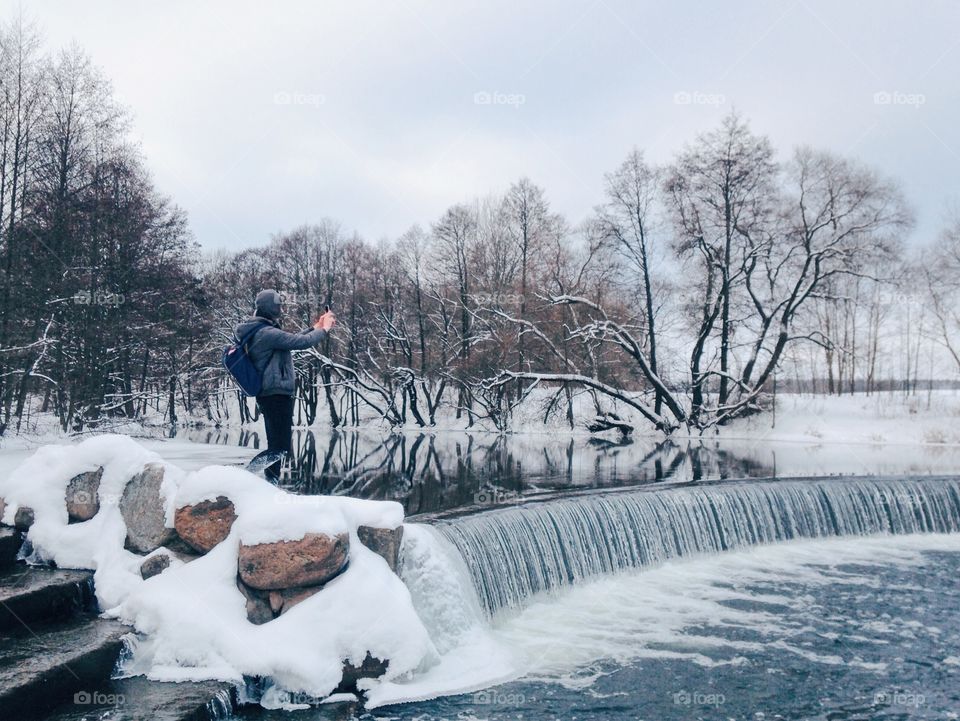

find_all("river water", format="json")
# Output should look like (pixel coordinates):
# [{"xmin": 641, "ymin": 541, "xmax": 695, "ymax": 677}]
[
  {"xmin": 155, "ymin": 427, "xmax": 960, "ymax": 518},
  {"xmin": 375, "ymin": 534, "xmax": 960, "ymax": 721}
]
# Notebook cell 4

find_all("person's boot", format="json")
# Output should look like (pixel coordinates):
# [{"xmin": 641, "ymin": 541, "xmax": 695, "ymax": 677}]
[{"xmin": 247, "ymin": 450, "xmax": 286, "ymax": 482}]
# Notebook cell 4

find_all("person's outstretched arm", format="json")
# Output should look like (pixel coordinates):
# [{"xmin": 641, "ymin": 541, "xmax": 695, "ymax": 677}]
[
  {"xmin": 258, "ymin": 325, "xmax": 327, "ymax": 351},
  {"xmin": 258, "ymin": 310, "xmax": 336, "ymax": 351}
]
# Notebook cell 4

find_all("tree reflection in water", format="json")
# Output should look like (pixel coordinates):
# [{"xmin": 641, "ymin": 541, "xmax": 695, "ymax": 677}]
[{"xmin": 171, "ymin": 428, "xmax": 776, "ymax": 517}]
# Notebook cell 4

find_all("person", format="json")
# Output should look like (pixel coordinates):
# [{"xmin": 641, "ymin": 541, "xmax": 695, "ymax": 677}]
[{"xmin": 234, "ymin": 289, "xmax": 335, "ymax": 479}]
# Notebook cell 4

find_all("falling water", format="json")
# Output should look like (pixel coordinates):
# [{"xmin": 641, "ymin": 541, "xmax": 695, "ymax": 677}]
[
  {"xmin": 435, "ymin": 477, "xmax": 960, "ymax": 616},
  {"xmin": 205, "ymin": 687, "xmax": 239, "ymax": 720}
]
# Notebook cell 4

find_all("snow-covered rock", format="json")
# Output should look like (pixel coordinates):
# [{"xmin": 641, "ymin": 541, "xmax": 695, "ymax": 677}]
[
  {"xmin": 14, "ymin": 505, "xmax": 34, "ymax": 531},
  {"xmin": 120, "ymin": 463, "xmax": 176, "ymax": 553},
  {"xmin": 0, "ymin": 435, "xmax": 431, "ymax": 705},
  {"xmin": 174, "ymin": 495, "xmax": 236, "ymax": 553},
  {"xmin": 65, "ymin": 466, "xmax": 102, "ymax": 522},
  {"xmin": 357, "ymin": 525, "xmax": 403, "ymax": 572},
  {"xmin": 140, "ymin": 552, "xmax": 172, "ymax": 579},
  {"xmin": 238, "ymin": 532, "xmax": 349, "ymax": 590}
]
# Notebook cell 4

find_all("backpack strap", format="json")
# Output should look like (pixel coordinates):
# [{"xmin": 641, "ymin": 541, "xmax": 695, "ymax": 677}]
[{"xmin": 236, "ymin": 319, "xmax": 270, "ymax": 348}]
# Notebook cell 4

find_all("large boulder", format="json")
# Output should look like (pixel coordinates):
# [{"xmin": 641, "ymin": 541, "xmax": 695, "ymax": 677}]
[
  {"xmin": 65, "ymin": 467, "xmax": 103, "ymax": 522},
  {"xmin": 174, "ymin": 496, "xmax": 236, "ymax": 553},
  {"xmin": 120, "ymin": 463, "xmax": 176, "ymax": 553},
  {"xmin": 238, "ymin": 533, "xmax": 349, "ymax": 591},
  {"xmin": 357, "ymin": 525, "xmax": 403, "ymax": 572}
]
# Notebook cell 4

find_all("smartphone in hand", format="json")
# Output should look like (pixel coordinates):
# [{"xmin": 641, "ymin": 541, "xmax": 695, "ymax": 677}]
[{"xmin": 314, "ymin": 305, "xmax": 336, "ymax": 332}]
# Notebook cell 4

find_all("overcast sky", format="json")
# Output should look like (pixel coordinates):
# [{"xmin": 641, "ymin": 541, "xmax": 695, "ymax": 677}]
[{"xmin": 16, "ymin": 0, "xmax": 960, "ymax": 252}]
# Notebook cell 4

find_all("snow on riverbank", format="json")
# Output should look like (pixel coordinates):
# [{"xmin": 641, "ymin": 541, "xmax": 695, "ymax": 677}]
[
  {"xmin": 0, "ymin": 435, "xmax": 435, "ymax": 706},
  {"xmin": 716, "ymin": 390, "xmax": 960, "ymax": 446},
  {"xmin": 5, "ymin": 391, "xmax": 960, "ymax": 449}
]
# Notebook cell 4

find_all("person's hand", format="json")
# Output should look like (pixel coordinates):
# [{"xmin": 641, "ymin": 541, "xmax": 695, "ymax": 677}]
[{"xmin": 314, "ymin": 310, "xmax": 336, "ymax": 332}]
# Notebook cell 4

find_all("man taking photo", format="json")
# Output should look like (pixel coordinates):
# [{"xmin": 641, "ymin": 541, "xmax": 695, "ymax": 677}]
[{"xmin": 234, "ymin": 289, "xmax": 336, "ymax": 479}]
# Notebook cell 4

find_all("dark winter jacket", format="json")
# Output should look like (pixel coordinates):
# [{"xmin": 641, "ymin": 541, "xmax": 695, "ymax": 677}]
[{"xmin": 234, "ymin": 316, "xmax": 327, "ymax": 397}]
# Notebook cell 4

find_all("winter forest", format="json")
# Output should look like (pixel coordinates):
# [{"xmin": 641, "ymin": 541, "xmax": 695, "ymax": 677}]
[{"xmin": 2, "ymin": 19, "xmax": 959, "ymax": 438}]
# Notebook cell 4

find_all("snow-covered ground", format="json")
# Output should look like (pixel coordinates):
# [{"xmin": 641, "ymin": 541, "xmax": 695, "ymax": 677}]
[{"xmin": 718, "ymin": 390, "xmax": 960, "ymax": 446}]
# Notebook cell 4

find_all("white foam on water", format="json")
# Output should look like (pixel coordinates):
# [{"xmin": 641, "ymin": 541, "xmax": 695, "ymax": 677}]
[
  {"xmin": 370, "ymin": 531, "xmax": 960, "ymax": 708},
  {"xmin": 367, "ymin": 525, "xmax": 521, "ymax": 707}
]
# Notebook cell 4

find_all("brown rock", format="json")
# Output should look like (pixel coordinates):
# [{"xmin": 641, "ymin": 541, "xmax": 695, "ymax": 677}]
[
  {"xmin": 66, "ymin": 467, "xmax": 103, "ymax": 522},
  {"xmin": 120, "ymin": 463, "xmax": 176, "ymax": 554},
  {"xmin": 14, "ymin": 506, "xmax": 34, "ymax": 532},
  {"xmin": 237, "ymin": 577, "xmax": 274, "ymax": 625},
  {"xmin": 238, "ymin": 532, "xmax": 349, "ymax": 591},
  {"xmin": 140, "ymin": 553, "xmax": 172, "ymax": 580},
  {"xmin": 174, "ymin": 496, "xmax": 237, "ymax": 553},
  {"xmin": 357, "ymin": 525, "xmax": 403, "ymax": 572}
]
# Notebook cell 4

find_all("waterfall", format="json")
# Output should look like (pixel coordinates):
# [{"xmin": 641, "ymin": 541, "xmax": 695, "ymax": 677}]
[{"xmin": 434, "ymin": 477, "xmax": 960, "ymax": 616}]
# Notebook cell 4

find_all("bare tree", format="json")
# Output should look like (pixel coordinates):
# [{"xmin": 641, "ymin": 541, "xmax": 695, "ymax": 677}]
[
  {"xmin": 665, "ymin": 112, "xmax": 777, "ymax": 423},
  {"xmin": 595, "ymin": 149, "xmax": 668, "ymax": 414},
  {"xmin": 923, "ymin": 211, "xmax": 960, "ymax": 373}
]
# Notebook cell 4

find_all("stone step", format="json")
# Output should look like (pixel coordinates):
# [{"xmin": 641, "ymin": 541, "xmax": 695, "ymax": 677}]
[
  {"xmin": 39, "ymin": 676, "xmax": 238, "ymax": 721},
  {"xmin": 0, "ymin": 564, "xmax": 95, "ymax": 631},
  {"xmin": 0, "ymin": 613, "xmax": 128, "ymax": 719},
  {"xmin": 0, "ymin": 527, "xmax": 23, "ymax": 567}
]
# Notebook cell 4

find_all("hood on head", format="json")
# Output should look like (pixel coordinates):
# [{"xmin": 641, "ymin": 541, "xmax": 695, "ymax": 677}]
[{"xmin": 255, "ymin": 289, "xmax": 282, "ymax": 320}]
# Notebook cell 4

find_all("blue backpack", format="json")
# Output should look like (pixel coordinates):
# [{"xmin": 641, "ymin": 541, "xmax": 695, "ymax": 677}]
[{"xmin": 223, "ymin": 323, "xmax": 267, "ymax": 396}]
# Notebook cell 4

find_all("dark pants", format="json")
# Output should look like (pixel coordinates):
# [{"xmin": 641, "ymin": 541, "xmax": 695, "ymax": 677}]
[{"xmin": 256, "ymin": 394, "xmax": 294, "ymax": 479}]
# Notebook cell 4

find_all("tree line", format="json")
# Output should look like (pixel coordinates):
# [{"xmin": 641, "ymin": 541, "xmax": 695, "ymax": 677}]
[
  {"xmin": 0, "ymin": 18, "xmax": 197, "ymax": 434},
  {"xmin": 1, "ymin": 21, "xmax": 956, "ymax": 437}
]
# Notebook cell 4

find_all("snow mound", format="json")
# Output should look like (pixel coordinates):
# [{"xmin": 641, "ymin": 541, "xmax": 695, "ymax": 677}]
[{"xmin": 0, "ymin": 435, "xmax": 434, "ymax": 702}]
